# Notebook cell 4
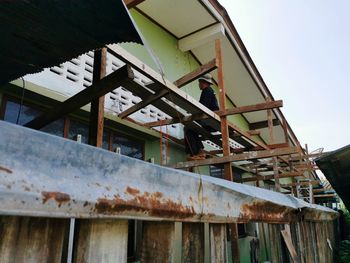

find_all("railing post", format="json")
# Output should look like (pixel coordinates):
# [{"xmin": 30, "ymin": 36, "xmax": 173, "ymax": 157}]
[
  {"xmin": 0, "ymin": 216, "xmax": 68, "ymax": 263},
  {"xmin": 210, "ymin": 223, "xmax": 227, "ymax": 262},
  {"xmin": 140, "ymin": 221, "xmax": 176, "ymax": 262},
  {"xmin": 74, "ymin": 219, "xmax": 128, "ymax": 262},
  {"xmin": 182, "ymin": 223, "xmax": 204, "ymax": 263}
]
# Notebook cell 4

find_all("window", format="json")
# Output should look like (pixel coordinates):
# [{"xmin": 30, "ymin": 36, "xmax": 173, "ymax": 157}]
[
  {"xmin": 3, "ymin": 99, "xmax": 64, "ymax": 136},
  {"xmin": 1, "ymin": 97, "xmax": 144, "ymax": 160}
]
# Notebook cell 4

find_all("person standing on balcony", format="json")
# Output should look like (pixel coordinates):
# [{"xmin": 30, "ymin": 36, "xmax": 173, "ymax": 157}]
[{"xmin": 184, "ymin": 74, "xmax": 219, "ymax": 160}]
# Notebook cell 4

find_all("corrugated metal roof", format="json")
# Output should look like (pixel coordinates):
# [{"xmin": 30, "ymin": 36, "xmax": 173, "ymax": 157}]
[
  {"xmin": 0, "ymin": 0, "xmax": 142, "ymax": 85},
  {"xmin": 316, "ymin": 145, "xmax": 350, "ymax": 209},
  {"xmin": 0, "ymin": 121, "xmax": 338, "ymax": 223}
]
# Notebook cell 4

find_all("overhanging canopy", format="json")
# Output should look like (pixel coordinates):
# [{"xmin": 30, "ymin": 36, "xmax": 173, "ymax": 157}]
[
  {"xmin": 0, "ymin": 0, "xmax": 142, "ymax": 85},
  {"xmin": 316, "ymin": 145, "xmax": 350, "ymax": 209}
]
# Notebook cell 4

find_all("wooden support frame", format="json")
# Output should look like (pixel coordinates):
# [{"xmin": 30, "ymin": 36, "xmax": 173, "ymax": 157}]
[
  {"xmin": 25, "ymin": 65, "xmax": 134, "ymax": 130},
  {"xmin": 119, "ymin": 88, "xmax": 168, "ymax": 119},
  {"xmin": 107, "ymin": 45, "xmax": 273, "ymax": 152},
  {"xmin": 216, "ymin": 100, "xmax": 283, "ymax": 116},
  {"xmin": 172, "ymin": 146, "xmax": 299, "ymax": 169},
  {"xmin": 174, "ymin": 58, "xmax": 217, "ymax": 88},
  {"xmin": 313, "ymin": 194, "xmax": 337, "ymax": 198},
  {"xmin": 237, "ymin": 172, "xmax": 304, "ymax": 183},
  {"xmin": 215, "ymin": 39, "xmax": 232, "ymax": 182},
  {"xmin": 281, "ymin": 181, "xmax": 320, "ymax": 188},
  {"xmin": 89, "ymin": 48, "xmax": 107, "ymax": 147}
]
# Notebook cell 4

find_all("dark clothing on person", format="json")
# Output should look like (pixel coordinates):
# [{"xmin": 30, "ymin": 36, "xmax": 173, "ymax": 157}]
[
  {"xmin": 185, "ymin": 86, "xmax": 219, "ymax": 155},
  {"xmin": 184, "ymin": 127, "xmax": 204, "ymax": 155},
  {"xmin": 199, "ymin": 86, "xmax": 219, "ymax": 111}
]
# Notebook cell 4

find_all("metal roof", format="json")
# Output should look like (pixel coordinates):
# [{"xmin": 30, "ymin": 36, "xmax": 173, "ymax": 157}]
[
  {"xmin": 316, "ymin": 145, "xmax": 350, "ymax": 209},
  {"xmin": 0, "ymin": 121, "xmax": 337, "ymax": 223},
  {"xmin": 0, "ymin": 0, "xmax": 142, "ymax": 85}
]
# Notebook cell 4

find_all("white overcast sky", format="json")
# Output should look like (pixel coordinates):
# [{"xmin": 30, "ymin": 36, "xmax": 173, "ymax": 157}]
[{"xmin": 219, "ymin": 0, "xmax": 350, "ymax": 152}]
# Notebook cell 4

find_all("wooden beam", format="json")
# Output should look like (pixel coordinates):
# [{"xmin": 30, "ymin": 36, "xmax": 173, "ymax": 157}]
[
  {"xmin": 123, "ymin": 0, "xmax": 145, "ymax": 9},
  {"xmin": 281, "ymin": 226, "xmax": 299, "ymax": 263},
  {"xmin": 143, "ymin": 113, "xmax": 208, "ymax": 127},
  {"xmin": 216, "ymin": 39, "xmax": 239, "ymax": 263},
  {"xmin": 174, "ymin": 59, "xmax": 217, "ymax": 88},
  {"xmin": 247, "ymin": 130, "xmax": 260, "ymax": 136},
  {"xmin": 216, "ymin": 39, "xmax": 232, "ymax": 182},
  {"xmin": 314, "ymin": 194, "xmax": 337, "ymax": 198},
  {"xmin": 217, "ymin": 100, "xmax": 283, "ymax": 116},
  {"xmin": 172, "ymin": 146, "xmax": 299, "ymax": 169},
  {"xmin": 281, "ymin": 181, "xmax": 320, "ymax": 188},
  {"xmin": 89, "ymin": 48, "xmax": 107, "ymax": 147},
  {"xmin": 118, "ymin": 88, "xmax": 168, "ymax": 119},
  {"xmin": 25, "ymin": 65, "xmax": 134, "ymax": 130},
  {"xmin": 249, "ymin": 119, "xmax": 280, "ymax": 130},
  {"xmin": 238, "ymin": 172, "xmax": 304, "ymax": 183},
  {"xmin": 313, "ymin": 188, "xmax": 334, "ymax": 194}
]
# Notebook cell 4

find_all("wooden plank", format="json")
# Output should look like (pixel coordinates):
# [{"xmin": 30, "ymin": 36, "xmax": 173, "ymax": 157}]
[
  {"xmin": 141, "ymin": 221, "xmax": 175, "ymax": 263},
  {"xmin": 238, "ymin": 172, "xmax": 304, "ymax": 183},
  {"xmin": 0, "ymin": 216, "xmax": 68, "ymax": 263},
  {"xmin": 74, "ymin": 219, "xmax": 128, "ymax": 262},
  {"xmin": 249, "ymin": 119, "xmax": 280, "ymax": 130},
  {"xmin": 281, "ymin": 181, "xmax": 320, "ymax": 188},
  {"xmin": 174, "ymin": 59, "xmax": 217, "ymax": 88},
  {"xmin": 229, "ymin": 223, "xmax": 240, "ymax": 263},
  {"xmin": 119, "ymin": 89, "xmax": 168, "ymax": 119},
  {"xmin": 217, "ymin": 100, "xmax": 283, "ymax": 116},
  {"xmin": 216, "ymin": 39, "xmax": 232, "ymax": 182},
  {"xmin": 281, "ymin": 225, "xmax": 299, "ymax": 263},
  {"xmin": 89, "ymin": 48, "xmax": 107, "ymax": 147},
  {"xmin": 209, "ymin": 224, "xmax": 227, "ymax": 263},
  {"xmin": 25, "ymin": 65, "xmax": 133, "ymax": 130},
  {"xmin": 314, "ymin": 194, "xmax": 337, "ymax": 198},
  {"xmin": 282, "ymin": 118, "xmax": 290, "ymax": 145},
  {"xmin": 172, "ymin": 146, "xmax": 299, "ymax": 169},
  {"xmin": 123, "ymin": 0, "xmax": 145, "ymax": 8},
  {"xmin": 182, "ymin": 223, "xmax": 204, "ymax": 263}
]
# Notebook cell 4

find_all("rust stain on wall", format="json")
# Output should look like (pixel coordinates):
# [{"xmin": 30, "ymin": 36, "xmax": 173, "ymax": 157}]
[
  {"xmin": 95, "ymin": 187, "xmax": 195, "ymax": 219},
  {"xmin": 239, "ymin": 201, "xmax": 298, "ymax": 223},
  {"xmin": 125, "ymin": 186, "xmax": 140, "ymax": 195},
  {"xmin": 42, "ymin": 191, "xmax": 71, "ymax": 207}
]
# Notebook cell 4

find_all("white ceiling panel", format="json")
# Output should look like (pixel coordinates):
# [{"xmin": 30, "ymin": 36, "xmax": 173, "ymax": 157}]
[{"xmin": 138, "ymin": 0, "xmax": 217, "ymax": 38}]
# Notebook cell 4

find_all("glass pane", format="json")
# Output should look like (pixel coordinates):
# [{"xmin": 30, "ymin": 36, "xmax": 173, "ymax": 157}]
[
  {"xmin": 4, "ymin": 101, "xmax": 41, "ymax": 125},
  {"xmin": 40, "ymin": 119, "xmax": 64, "ymax": 137},
  {"xmin": 103, "ymin": 131, "xmax": 110, "ymax": 150},
  {"xmin": 68, "ymin": 120, "xmax": 89, "ymax": 144},
  {"xmin": 112, "ymin": 135, "xmax": 143, "ymax": 160}
]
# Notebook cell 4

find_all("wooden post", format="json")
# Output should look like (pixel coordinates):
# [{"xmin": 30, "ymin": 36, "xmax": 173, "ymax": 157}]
[
  {"xmin": 215, "ymin": 39, "xmax": 240, "ymax": 263},
  {"xmin": 215, "ymin": 39, "xmax": 232, "ymax": 182},
  {"xmin": 182, "ymin": 223, "xmax": 204, "ymax": 263},
  {"xmin": 89, "ymin": 48, "xmax": 107, "ymax": 147},
  {"xmin": 74, "ymin": 219, "xmax": 128, "ymax": 262},
  {"xmin": 0, "ymin": 216, "xmax": 68, "ymax": 263},
  {"xmin": 209, "ymin": 224, "xmax": 227, "ymax": 262},
  {"xmin": 141, "ymin": 221, "xmax": 176, "ymax": 262},
  {"xmin": 267, "ymin": 97, "xmax": 280, "ymax": 191}
]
